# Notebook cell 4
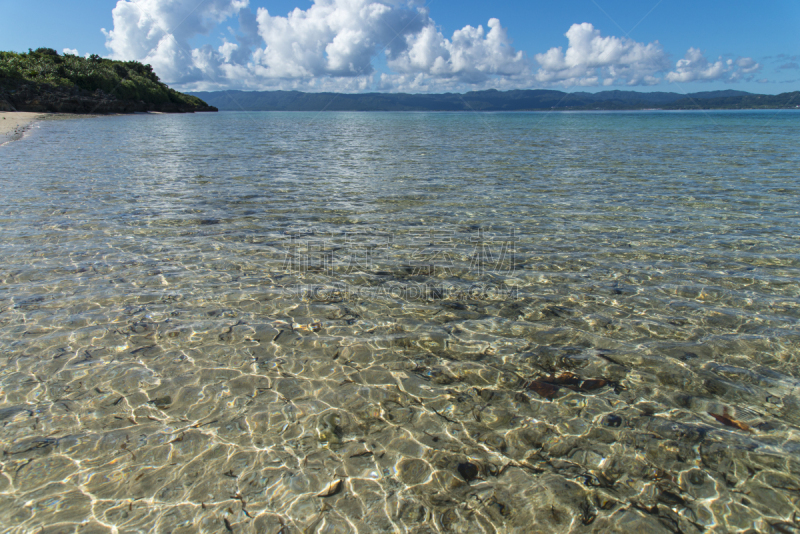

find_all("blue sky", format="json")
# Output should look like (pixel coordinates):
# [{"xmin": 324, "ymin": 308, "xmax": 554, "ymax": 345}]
[{"xmin": 1, "ymin": 0, "xmax": 798, "ymax": 93}]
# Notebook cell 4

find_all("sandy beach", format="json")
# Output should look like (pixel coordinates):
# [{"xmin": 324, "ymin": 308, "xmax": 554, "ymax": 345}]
[{"xmin": 0, "ymin": 112, "xmax": 45, "ymax": 144}]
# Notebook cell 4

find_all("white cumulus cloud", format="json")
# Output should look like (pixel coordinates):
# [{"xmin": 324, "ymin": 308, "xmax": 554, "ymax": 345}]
[
  {"xmin": 103, "ymin": 0, "xmax": 249, "ymax": 83},
  {"xmin": 98, "ymin": 1, "xmax": 761, "ymax": 92},
  {"xmin": 251, "ymin": 0, "xmax": 425, "ymax": 79},
  {"xmin": 250, "ymin": 1, "xmax": 528, "ymax": 87},
  {"xmin": 666, "ymin": 48, "xmax": 728, "ymax": 83},
  {"xmin": 218, "ymin": 40, "xmax": 239, "ymax": 63},
  {"xmin": 736, "ymin": 57, "xmax": 760, "ymax": 73},
  {"xmin": 666, "ymin": 48, "xmax": 761, "ymax": 83},
  {"xmin": 534, "ymin": 23, "xmax": 668, "ymax": 87},
  {"xmin": 387, "ymin": 18, "xmax": 529, "ymax": 84},
  {"xmin": 62, "ymin": 48, "xmax": 80, "ymax": 56}
]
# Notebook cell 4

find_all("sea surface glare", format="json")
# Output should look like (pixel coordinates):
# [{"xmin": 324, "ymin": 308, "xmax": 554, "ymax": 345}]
[{"xmin": 1, "ymin": 110, "xmax": 799, "ymax": 533}]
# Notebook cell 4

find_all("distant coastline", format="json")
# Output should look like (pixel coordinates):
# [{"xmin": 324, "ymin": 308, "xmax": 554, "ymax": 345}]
[{"xmin": 189, "ymin": 88, "xmax": 800, "ymax": 112}]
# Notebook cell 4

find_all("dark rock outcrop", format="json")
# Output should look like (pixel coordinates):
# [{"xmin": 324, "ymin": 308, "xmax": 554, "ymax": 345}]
[{"xmin": 0, "ymin": 98, "xmax": 15, "ymax": 111}]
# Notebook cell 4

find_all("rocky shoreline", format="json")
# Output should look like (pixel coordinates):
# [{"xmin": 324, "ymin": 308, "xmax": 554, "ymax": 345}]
[{"xmin": 0, "ymin": 81, "xmax": 217, "ymax": 114}]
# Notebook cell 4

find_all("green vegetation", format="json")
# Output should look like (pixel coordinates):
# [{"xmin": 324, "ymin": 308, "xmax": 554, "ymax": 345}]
[{"xmin": 0, "ymin": 47, "xmax": 210, "ymax": 109}]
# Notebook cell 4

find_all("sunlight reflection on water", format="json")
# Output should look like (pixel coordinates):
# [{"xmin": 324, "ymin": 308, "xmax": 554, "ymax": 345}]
[{"xmin": 0, "ymin": 110, "xmax": 799, "ymax": 533}]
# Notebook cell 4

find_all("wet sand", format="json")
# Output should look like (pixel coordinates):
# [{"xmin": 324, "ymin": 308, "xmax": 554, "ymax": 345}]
[{"xmin": 0, "ymin": 112, "xmax": 45, "ymax": 144}]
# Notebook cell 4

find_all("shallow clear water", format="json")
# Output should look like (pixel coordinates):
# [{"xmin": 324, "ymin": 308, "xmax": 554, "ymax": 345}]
[{"xmin": 1, "ymin": 110, "xmax": 799, "ymax": 533}]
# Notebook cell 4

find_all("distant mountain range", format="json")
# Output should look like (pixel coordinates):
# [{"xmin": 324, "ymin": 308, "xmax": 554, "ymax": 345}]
[{"xmin": 188, "ymin": 88, "xmax": 800, "ymax": 112}]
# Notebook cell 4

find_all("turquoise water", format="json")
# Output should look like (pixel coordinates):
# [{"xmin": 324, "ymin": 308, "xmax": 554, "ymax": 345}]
[{"xmin": 1, "ymin": 110, "xmax": 799, "ymax": 533}]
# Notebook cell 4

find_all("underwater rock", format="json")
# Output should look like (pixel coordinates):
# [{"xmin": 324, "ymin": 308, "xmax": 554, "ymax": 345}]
[
  {"xmin": 147, "ymin": 396, "xmax": 172, "ymax": 410},
  {"xmin": 457, "ymin": 462, "xmax": 480, "ymax": 482}
]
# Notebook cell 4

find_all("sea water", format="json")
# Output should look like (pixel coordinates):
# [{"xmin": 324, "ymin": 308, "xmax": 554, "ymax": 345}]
[{"xmin": 1, "ymin": 110, "xmax": 799, "ymax": 533}]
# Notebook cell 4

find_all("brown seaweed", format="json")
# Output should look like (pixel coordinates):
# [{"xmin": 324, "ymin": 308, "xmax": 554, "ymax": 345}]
[
  {"xmin": 524, "ymin": 372, "xmax": 612, "ymax": 399},
  {"xmin": 708, "ymin": 411, "xmax": 754, "ymax": 433}
]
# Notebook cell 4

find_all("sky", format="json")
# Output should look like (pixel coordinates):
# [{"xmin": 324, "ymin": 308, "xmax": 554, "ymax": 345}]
[{"xmin": 1, "ymin": 0, "xmax": 798, "ymax": 94}]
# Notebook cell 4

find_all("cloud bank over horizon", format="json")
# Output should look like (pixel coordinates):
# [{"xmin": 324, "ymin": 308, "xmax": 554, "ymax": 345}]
[{"xmin": 101, "ymin": 0, "xmax": 763, "ymax": 92}]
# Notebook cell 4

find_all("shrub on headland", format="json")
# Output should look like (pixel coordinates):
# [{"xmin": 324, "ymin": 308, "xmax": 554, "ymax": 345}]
[{"xmin": 0, "ymin": 48, "xmax": 215, "ymax": 112}]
